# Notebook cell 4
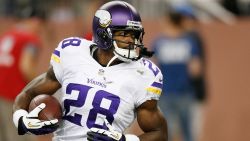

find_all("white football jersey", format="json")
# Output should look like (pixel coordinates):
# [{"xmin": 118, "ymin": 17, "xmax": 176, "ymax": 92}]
[{"xmin": 50, "ymin": 37, "xmax": 163, "ymax": 141}]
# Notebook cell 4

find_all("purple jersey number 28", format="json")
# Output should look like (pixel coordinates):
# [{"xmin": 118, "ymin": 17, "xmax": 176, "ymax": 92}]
[
  {"xmin": 60, "ymin": 38, "xmax": 120, "ymax": 129},
  {"xmin": 142, "ymin": 58, "xmax": 160, "ymax": 76},
  {"xmin": 61, "ymin": 38, "xmax": 81, "ymax": 49},
  {"xmin": 63, "ymin": 83, "xmax": 120, "ymax": 129}
]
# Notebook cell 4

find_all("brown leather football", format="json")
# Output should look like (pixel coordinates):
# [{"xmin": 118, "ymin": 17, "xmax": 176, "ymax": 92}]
[{"xmin": 29, "ymin": 95, "xmax": 62, "ymax": 120}]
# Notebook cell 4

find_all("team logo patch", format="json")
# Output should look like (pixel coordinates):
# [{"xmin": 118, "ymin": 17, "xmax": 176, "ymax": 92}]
[
  {"xmin": 95, "ymin": 10, "xmax": 112, "ymax": 28},
  {"xmin": 98, "ymin": 69, "xmax": 105, "ymax": 75}
]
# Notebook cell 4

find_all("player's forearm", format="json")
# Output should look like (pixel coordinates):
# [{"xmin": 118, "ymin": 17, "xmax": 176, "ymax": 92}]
[
  {"xmin": 13, "ymin": 91, "xmax": 33, "ymax": 111},
  {"xmin": 138, "ymin": 128, "xmax": 168, "ymax": 141},
  {"xmin": 13, "ymin": 74, "xmax": 46, "ymax": 111},
  {"xmin": 13, "ymin": 72, "xmax": 60, "ymax": 112},
  {"xmin": 138, "ymin": 114, "xmax": 168, "ymax": 141},
  {"xmin": 136, "ymin": 101, "xmax": 168, "ymax": 141}
]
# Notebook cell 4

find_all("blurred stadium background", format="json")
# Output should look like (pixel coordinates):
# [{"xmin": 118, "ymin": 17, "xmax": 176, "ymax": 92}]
[{"xmin": 0, "ymin": 0, "xmax": 250, "ymax": 141}]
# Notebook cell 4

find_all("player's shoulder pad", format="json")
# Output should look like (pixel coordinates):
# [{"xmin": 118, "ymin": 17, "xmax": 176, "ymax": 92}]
[
  {"xmin": 51, "ymin": 37, "xmax": 95, "ymax": 63},
  {"xmin": 139, "ymin": 58, "xmax": 163, "ymax": 96},
  {"xmin": 139, "ymin": 58, "xmax": 162, "ymax": 78},
  {"xmin": 57, "ymin": 37, "xmax": 93, "ymax": 50}
]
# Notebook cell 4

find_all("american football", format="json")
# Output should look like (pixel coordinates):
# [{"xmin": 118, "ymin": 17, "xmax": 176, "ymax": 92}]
[{"xmin": 29, "ymin": 94, "xmax": 62, "ymax": 121}]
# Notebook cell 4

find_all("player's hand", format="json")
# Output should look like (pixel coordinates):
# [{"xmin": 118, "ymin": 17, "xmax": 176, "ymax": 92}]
[
  {"xmin": 17, "ymin": 103, "xmax": 59, "ymax": 135},
  {"xmin": 87, "ymin": 119, "xmax": 126, "ymax": 141}
]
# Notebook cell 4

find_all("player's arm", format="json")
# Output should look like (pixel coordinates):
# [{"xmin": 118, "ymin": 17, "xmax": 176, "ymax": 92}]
[
  {"xmin": 136, "ymin": 100, "xmax": 168, "ymax": 141},
  {"xmin": 87, "ymin": 100, "xmax": 167, "ymax": 141},
  {"xmin": 13, "ymin": 66, "xmax": 61, "ymax": 111},
  {"xmin": 13, "ymin": 66, "xmax": 61, "ymax": 135}
]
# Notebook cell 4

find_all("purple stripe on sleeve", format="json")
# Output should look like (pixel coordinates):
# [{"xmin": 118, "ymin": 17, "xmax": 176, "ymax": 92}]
[
  {"xmin": 53, "ymin": 50, "xmax": 60, "ymax": 57},
  {"xmin": 151, "ymin": 82, "xmax": 163, "ymax": 89}
]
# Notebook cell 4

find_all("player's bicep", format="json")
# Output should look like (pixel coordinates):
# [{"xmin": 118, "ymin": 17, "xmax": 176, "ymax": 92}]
[
  {"xmin": 136, "ymin": 100, "xmax": 167, "ymax": 140},
  {"xmin": 29, "ymin": 66, "xmax": 61, "ymax": 95}
]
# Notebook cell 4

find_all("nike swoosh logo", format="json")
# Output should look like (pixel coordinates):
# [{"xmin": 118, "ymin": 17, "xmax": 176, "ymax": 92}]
[
  {"xmin": 28, "ymin": 122, "xmax": 40, "ymax": 128},
  {"xmin": 159, "ymin": 78, "xmax": 163, "ymax": 82}
]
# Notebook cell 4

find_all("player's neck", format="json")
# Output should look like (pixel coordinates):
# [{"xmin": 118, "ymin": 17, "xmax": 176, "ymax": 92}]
[{"xmin": 94, "ymin": 48, "xmax": 123, "ymax": 67}]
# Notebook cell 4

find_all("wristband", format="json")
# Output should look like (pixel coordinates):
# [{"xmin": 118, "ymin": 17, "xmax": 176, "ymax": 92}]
[
  {"xmin": 13, "ymin": 109, "xmax": 28, "ymax": 128},
  {"xmin": 125, "ymin": 134, "xmax": 140, "ymax": 141}
]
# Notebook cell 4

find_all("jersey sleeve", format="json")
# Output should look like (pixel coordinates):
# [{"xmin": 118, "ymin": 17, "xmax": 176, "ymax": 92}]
[
  {"xmin": 50, "ymin": 41, "xmax": 64, "ymax": 83},
  {"xmin": 50, "ymin": 37, "xmax": 92, "ymax": 83},
  {"xmin": 134, "ymin": 59, "xmax": 163, "ymax": 107}
]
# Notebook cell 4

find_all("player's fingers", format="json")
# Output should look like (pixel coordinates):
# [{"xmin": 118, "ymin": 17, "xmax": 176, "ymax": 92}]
[
  {"xmin": 87, "ymin": 131, "xmax": 108, "ymax": 141},
  {"xmin": 87, "ymin": 136, "xmax": 104, "ymax": 141},
  {"xmin": 41, "ymin": 119, "xmax": 58, "ymax": 126},
  {"xmin": 50, "ymin": 119, "xmax": 59, "ymax": 124},
  {"xmin": 87, "ymin": 135, "xmax": 103, "ymax": 141},
  {"xmin": 87, "ymin": 137, "xmax": 94, "ymax": 141},
  {"xmin": 104, "ymin": 119, "xmax": 114, "ymax": 131},
  {"xmin": 90, "ymin": 127, "xmax": 103, "ymax": 133},
  {"xmin": 29, "ymin": 103, "xmax": 46, "ymax": 117},
  {"xmin": 91, "ymin": 128, "xmax": 110, "ymax": 135},
  {"xmin": 26, "ymin": 121, "xmax": 43, "ymax": 129},
  {"xmin": 87, "ymin": 131, "xmax": 95, "ymax": 139}
]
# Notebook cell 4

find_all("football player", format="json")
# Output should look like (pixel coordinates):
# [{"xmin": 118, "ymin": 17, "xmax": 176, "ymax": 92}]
[{"xmin": 13, "ymin": 1, "xmax": 168, "ymax": 141}]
